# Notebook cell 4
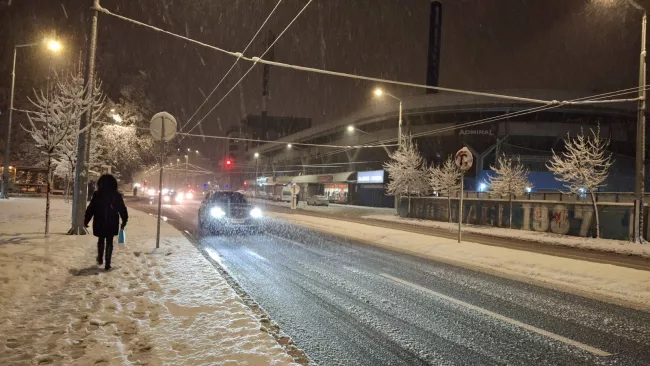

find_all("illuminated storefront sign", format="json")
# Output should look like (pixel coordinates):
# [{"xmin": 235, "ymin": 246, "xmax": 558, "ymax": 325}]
[{"xmin": 357, "ymin": 170, "xmax": 384, "ymax": 184}]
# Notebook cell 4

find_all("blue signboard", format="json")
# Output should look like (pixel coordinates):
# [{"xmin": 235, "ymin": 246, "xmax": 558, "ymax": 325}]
[{"xmin": 358, "ymin": 170, "xmax": 384, "ymax": 184}]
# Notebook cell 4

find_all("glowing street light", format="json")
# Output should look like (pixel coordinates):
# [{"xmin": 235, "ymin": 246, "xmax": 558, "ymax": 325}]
[
  {"xmin": 2, "ymin": 38, "xmax": 64, "ymax": 199},
  {"xmin": 373, "ymin": 87, "xmax": 403, "ymax": 148},
  {"xmin": 45, "ymin": 39, "xmax": 62, "ymax": 52},
  {"xmin": 347, "ymin": 125, "xmax": 355, "ymax": 132},
  {"xmin": 287, "ymin": 143, "xmax": 292, "ymax": 149},
  {"xmin": 254, "ymin": 152, "xmax": 260, "ymax": 158}
]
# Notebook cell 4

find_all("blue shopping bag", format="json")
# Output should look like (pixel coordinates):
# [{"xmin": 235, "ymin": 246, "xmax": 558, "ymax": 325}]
[{"xmin": 118, "ymin": 229, "xmax": 126, "ymax": 245}]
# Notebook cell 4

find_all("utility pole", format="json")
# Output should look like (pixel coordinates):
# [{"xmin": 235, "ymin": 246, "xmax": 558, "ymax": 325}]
[
  {"xmin": 69, "ymin": 0, "xmax": 100, "ymax": 234},
  {"xmin": 631, "ymin": 0, "xmax": 647, "ymax": 243},
  {"xmin": 1, "ymin": 48, "xmax": 17, "ymax": 199}
]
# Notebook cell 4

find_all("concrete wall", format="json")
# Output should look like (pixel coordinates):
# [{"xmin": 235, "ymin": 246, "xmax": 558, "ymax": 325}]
[{"xmin": 399, "ymin": 197, "xmax": 649, "ymax": 240}]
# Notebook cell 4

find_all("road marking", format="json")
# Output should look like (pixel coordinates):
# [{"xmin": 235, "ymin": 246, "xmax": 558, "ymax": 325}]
[
  {"xmin": 245, "ymin": 249, "xmax": 268, "ymax": 262},
  {"xmin": 380, "ymin": 273, "xmax": 612, "ymax": 357}
]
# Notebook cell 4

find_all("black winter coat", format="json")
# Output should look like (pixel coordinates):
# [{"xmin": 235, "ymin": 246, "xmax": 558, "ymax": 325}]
[{"xmin": 84, "ymin": 191, "xmax": 129, "ymax": 237}]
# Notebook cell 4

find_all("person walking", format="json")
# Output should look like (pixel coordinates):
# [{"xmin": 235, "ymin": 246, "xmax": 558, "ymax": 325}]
[{"xmin": 84, "ymin": 174, "xmax": 128, "ymax": 271}]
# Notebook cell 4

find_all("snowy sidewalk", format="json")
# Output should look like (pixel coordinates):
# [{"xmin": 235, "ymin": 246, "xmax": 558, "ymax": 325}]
[
  {"xmin": 0, "ymin": 198, "xmax": 297, "ymax": 366},
  {"xmin": 270, "ymin": 212, "xmax": 650, "ymax": 312},
  {"xmin": 363, "ymin": 214, "xmax": 650, "ymax": 258}
]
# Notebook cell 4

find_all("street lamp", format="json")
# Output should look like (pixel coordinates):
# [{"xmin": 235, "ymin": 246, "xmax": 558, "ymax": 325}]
[
  {"xmin": 46, "ymin": 39, "xmax": 62, "ymax": 52},
  {"xmin": 596, "ymin": 0, "xmax": 648, "ymax": 242},
  {"xmin": 373, "ymin": 87, "xmax": 403, "ymax": 148},
  {"xmin": 254, "ymin": 152, "xmax": 260, "ymax": 197},
  {"xmin": 287, "ymin": 143, "xmax": 293, "ymax": 149},
  {"xmin": 629, "ymin": 0, "xmax": 647, "ymax": 243},
  {"xmin": 1, "ymin": 38, "xmax": 62, "ymax": 199}
]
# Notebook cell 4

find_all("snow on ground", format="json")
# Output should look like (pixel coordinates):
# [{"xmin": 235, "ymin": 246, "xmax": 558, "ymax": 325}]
[
  {"xmin": 363, "ymin": 214, "xmax": 650, "ymax": 258},
  {"xmin": 0, "ymin": 198, "xmax": 296, "ymax": 366},
  {"xmin": 271, "ymin": 212, "xmax": 650, "ymax": 311}
]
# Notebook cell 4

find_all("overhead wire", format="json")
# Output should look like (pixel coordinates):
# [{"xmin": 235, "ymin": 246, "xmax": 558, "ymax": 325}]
[
  {"xmin": 93, "ymin": 2, "xmax": 642, "ymax": 145},
  {"xmin": 177, "ymin": 0, "xmax": 284, "ymax": 134},
  {"xmin": 290, "ymin": 86, "xmax": 644, "ymax": 161},
  {"xmin": 184, "ymin": 0, "xmax": 314, "ymax": 135}
]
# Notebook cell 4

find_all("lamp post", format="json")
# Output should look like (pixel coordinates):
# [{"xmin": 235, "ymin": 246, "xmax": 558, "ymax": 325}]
[
  {"xmin": 374, "ymin": 88, "xmax": 403, "ymax": 148},
  {"xmin": 254, "ymin": 152, "xmax": 260, "ymax": 197},
  {"xmin": 1, "ymin": 39, "xmax": 62, "ymax": 199},
  {"xmin": 184, "ymin": 154, "xmax": 189, "ymax": 186},
  {"xmin": 627, "ymin": 0, "xmax": 648, "ymax": 243}
]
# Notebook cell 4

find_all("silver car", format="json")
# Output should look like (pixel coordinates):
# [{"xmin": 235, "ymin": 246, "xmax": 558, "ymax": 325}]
[{"xmin": 306, "ymin": 195, "xmax": 329, "ymax": 206}]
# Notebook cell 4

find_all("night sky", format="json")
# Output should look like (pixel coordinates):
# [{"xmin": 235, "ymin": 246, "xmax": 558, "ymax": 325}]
[{"xmin": 0, "ymin": 0, "xmax": 645, "ymax": 153}]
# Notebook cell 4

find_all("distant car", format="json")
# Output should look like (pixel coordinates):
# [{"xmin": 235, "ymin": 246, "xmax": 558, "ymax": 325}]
[
  {"xmin": 198, "ymin": 191, "xmax": 264, "ymax": 235},
  {"xmin": 306, "ymin": 195, "xmax": 329, "ymax": 206},
  {"xmin": 149, "ymin": 189, "xmax": 184, "ymax": 205}
]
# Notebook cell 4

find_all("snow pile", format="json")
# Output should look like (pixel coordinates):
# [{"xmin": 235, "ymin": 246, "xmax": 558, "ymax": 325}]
[
  {"xmin": 362, "ymin": 214, "xmax": 650, "ymax": 258},
  {"xmin": 271, "ymin": 212, "xmax": 650, "ymax": 310},
  {"xmin": 0, "ymin": 198, "xmax": 296, "ymax": 365}
]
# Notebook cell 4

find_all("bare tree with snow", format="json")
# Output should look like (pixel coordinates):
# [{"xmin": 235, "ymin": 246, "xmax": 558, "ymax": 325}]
[
  {"xmin": 22, "ymin": 75, "xmax": 105, "ymax": 235},
  {"xmin": 384, "ymin": 134, "xmax": 428, "ymax": 214},
  {"xmin": 546, "ymin": 127, "xmax": 613, "ymax": 238},
  {"xmin": 489, "ymin": 155, "xmax": 532, "ymax": 228},
  {"xmin": 429, "ymin": 155, "xmax": 462, "ymax": 223}
]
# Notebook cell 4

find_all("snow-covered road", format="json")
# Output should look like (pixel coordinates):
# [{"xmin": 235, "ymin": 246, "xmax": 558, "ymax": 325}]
[{"xmin": 132, "ymin": 199, "xmax": 650, "ymax": 365}]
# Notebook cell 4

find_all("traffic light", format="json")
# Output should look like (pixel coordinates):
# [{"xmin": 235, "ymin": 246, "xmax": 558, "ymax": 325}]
[{"xmin": 225, "ymin": 159, "xmax": 233, "ymax": 169}]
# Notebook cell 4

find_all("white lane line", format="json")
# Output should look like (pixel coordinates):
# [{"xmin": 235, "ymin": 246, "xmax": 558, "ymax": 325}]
[
  {"xmin": 245, "ymin": 249, "xmax": 268, "ymax": 262},
  {"xmin": 380, "ymin": 273, "xmax": 612, "ymax": 357}
]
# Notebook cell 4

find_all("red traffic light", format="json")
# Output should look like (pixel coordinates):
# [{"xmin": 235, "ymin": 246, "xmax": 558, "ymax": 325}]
[{"xmin": 225, "ymin": 159, "xmax": 233, "ymax": 167}]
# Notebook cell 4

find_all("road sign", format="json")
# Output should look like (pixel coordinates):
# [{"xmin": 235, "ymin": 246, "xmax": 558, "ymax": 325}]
[
  {"xmin": 290, "ymin": 184, "xmax": 300, "ymax": 210},
  {"xmin": 149, "ymin": 112, "xmax": 177, "ymax": 142},
  {"xmin": 291, "ymin": 184, "xmax": 301, "ymax": 195},
  {"xmin": 455, "ymin": 147, "xmax": 473, "ymax": 171}
]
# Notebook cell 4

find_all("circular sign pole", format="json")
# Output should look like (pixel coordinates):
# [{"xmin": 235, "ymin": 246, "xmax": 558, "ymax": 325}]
[
  {"xmin": 455, "ymin": 147, "xmax": 473, "ymax": 243},
  {"xmin": 149, "ymin": 112, "xmax": 177, "ymax": 249},
  {"xmin": 291, "ymin": 184, "xmax": 301, "ymax": 210}
]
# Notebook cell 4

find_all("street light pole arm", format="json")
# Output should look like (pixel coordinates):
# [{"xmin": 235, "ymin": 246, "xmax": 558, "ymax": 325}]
[
  {"xmin": 627, "ymin": 0, "xmax": 646, "ymax": 12},
  {"xmin": 384, "ymin": 92, "xmax": 402, "ymax": 102},
  {"xmin": 15, "ymin": 42, "xmax": 40, "ymax": 49}
]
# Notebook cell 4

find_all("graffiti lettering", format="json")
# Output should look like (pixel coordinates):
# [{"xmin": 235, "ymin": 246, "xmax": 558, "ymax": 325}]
[
  {"xmin": 574, "ymin": 205, "xmax": 594, "ymax": 237},
  {"xmin": 550, "ymin": 204, "xmax": 570, "ymax": 235},
  {"xmin": 532, "ymin": 206, "xmax": 549, "ymax": 232}
]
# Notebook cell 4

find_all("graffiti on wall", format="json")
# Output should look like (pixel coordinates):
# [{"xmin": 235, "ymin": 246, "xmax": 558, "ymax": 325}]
[{"xmin": 402, "ymin": 198, "xmax": 638, "ymax": 240}]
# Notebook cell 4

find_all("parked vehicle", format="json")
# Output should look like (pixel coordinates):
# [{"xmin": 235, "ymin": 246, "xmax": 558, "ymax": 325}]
[
  {"xmin": 280, "ymin": 186, "xmax": 293, "ymax": 202},
  {"xmin": 306, "ymin": 195, "xmax": 329, "ymax": 206},
  {"xmin": 198, "ymin": 191, "xmax": 264, "ymax": 235}
]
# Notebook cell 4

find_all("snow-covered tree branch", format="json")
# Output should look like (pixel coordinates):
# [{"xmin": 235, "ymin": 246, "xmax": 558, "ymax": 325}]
[
  {"xmin": 489, "ymin": 155, "xmax": 532, "ymax": 228},
  {"xmin": 546, "ymin": 127, "xmax": 613, "ymax": 238},
  {"xmin": 384, "ymin": 134, "xmax": 428, "ymax": 214},
  {"xmin": 22, "ymin": 74, "xmax": 106, "ymax": 235},
  {"xmin": 429, "ymin": 155, "xmax": 462, "ymax": 222}
]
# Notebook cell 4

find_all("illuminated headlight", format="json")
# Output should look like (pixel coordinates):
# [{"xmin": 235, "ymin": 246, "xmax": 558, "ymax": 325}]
[
  {"xmin": 210, "ymin": 207, "xmax": 226, "ymax": 218},
  {"xmin": 163, "ymin": 195, "xmax": 170, "ymax": 202},
  {"xmin": 185, "ymin": 192, "xmax": 193, "ymax": 199},
  {"xmin": 162, "ymin": 188, "xmax": 169, "ymax": 195},
  {"xmin": 147, "ymin": 189, "xmax": 155, "ymax": 196},
  {"xmin": 250, "ymin": 207, "xmax": 263, "ymax": 219},
  {"xmin": 175, "ymin": 193, "xmax": 184, "ymax": 202}
]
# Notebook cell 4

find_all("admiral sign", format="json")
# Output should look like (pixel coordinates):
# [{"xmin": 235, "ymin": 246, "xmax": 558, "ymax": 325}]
[{"xmin": 458, "ymin": 129, "xmax": 493, "ymax": 136}]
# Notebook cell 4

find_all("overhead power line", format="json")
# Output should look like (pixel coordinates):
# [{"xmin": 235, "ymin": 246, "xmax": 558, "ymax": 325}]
[
  {"xmin": 184, "ymin": 0, "xmax": 314, "ymax": 135},
  {"xmin": 178, "ymin": 0, "xmax": 284, "ymax": 134},
  {"xmin": 94, "ymin": 3, "xmax": 639, "ymax": 138}
]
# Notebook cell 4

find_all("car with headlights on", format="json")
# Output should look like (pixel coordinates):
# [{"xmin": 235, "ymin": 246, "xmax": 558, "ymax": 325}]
[
  {"xmin": 149, "ymin": 189, "xmax": 185, "ymax": 205},
  {"xmin": 198, "ymin": 191, "xmax": 264, "ymax": 235}
]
